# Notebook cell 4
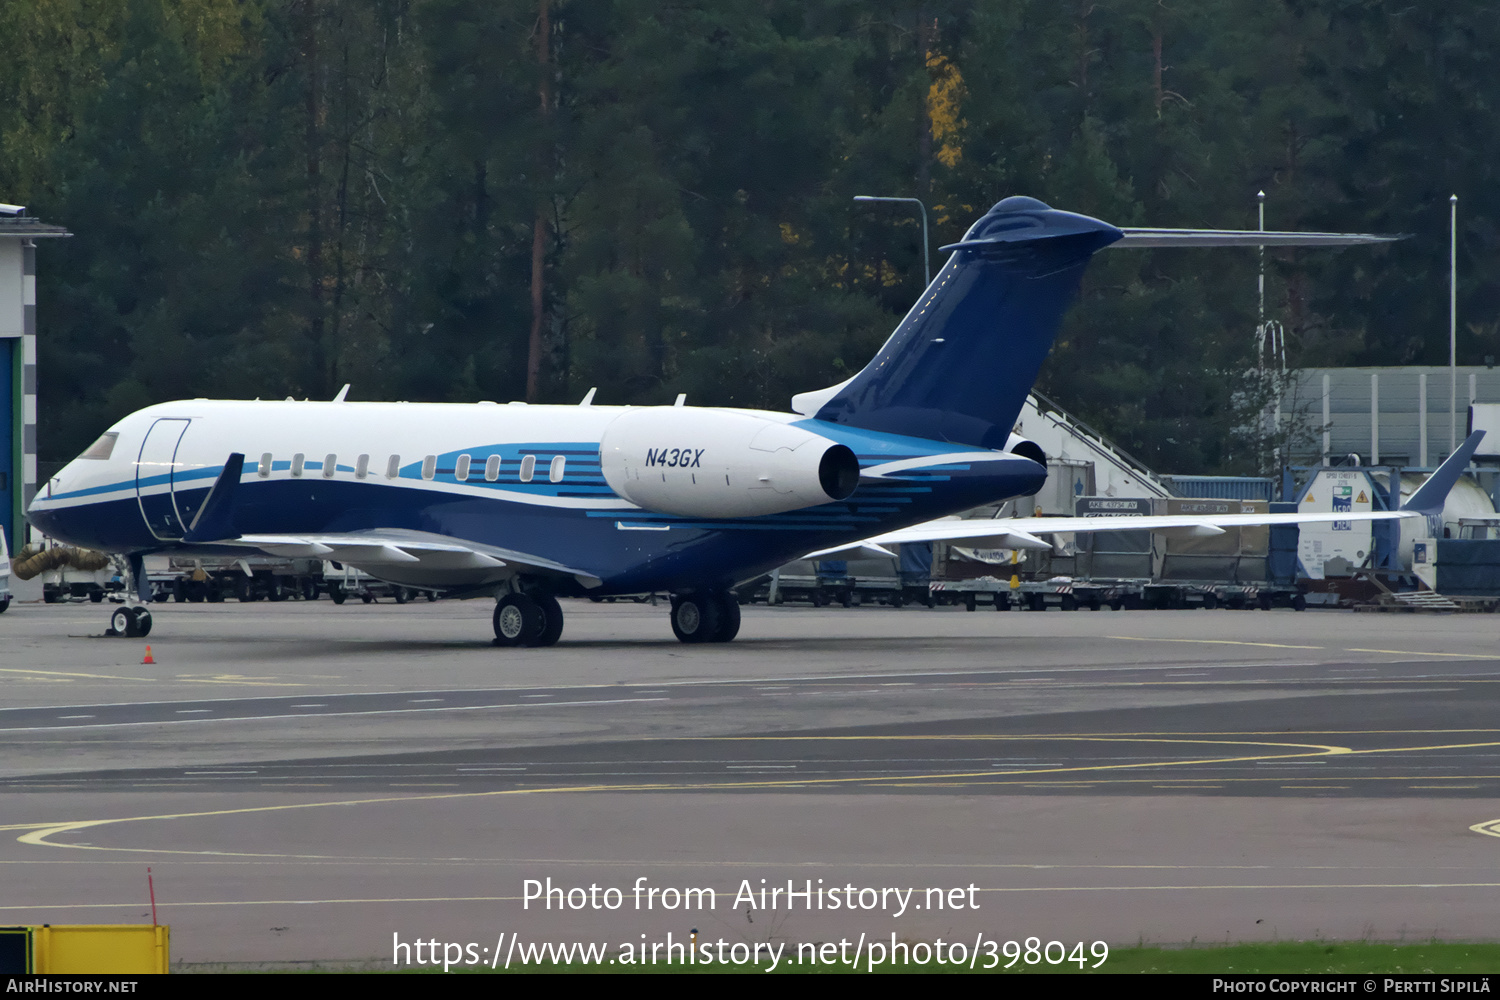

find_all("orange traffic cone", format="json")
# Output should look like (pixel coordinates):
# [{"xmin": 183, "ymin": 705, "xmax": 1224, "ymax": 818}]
[{"xmin": 143, "ymin": 645, "xmax": 155, "ymax": 665}]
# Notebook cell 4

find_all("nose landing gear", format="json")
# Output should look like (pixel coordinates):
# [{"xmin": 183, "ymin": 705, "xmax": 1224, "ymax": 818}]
[
  {"xmin": 107, "ymin": 605, "xmax": 152, "ymax": 638},
  {"xmin": 104, "ymin": 553, "xmax": 153, "ymax": 637}
]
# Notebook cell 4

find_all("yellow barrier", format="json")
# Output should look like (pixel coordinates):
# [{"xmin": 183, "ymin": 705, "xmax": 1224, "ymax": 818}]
[{"xmin": 29, "ymin": 925, "xmax": 169, "ymax": 974}]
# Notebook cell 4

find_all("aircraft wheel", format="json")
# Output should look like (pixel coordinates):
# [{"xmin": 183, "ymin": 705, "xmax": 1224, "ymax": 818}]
[
  {"xmin": 110, "ymin": 607, "xmax": 132, "ymax": 636},
  {"xmin": 670, "ymin": 593, "xmax": 721, "ymax": 644},
  {"xmin": 493, "ymin": 594, "xmax": 545, "ymax": 646},
  {"xmin": 133, "ymin": 607, "xmax": 152, "ymax": 637},
  {"xmin": 394, "ymin": 587, "xmax": 409, "ymax": 605},
  {"xmin": 706, "ymin": 591, "xmax": 740, "ymax": 643},
  {"xmin": 267, "ymin": 579, "xmax": 287, "ymax": 602},
  {"xmin": 0, "ymin": 595, "xmax": 9, "ymax": 614},
  {"xmin": 532, "ymin": 595, "xmax": 565, "ymax": 647}
]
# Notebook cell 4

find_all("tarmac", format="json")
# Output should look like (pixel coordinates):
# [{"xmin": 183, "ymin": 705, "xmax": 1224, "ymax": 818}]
[{"xmin": 2, "ymin": 597, "xmax": 1499, "ymax": 967}]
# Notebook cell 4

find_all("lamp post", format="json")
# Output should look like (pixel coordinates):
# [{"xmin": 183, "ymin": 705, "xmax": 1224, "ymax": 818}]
[
  {"xmin": 1450, "ymin": 193, "xmax": 1458, "ymax": 453},
  {"xmin": 853, "ymin": 195, "xmax": 930, "ymax": 287}
]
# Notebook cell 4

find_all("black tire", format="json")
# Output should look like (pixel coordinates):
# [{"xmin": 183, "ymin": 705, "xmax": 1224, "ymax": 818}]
[
  {"xmin": 1202, "ymin": 592, "xmax": 1219, "ymax": 610},
  {"xmin": 90, "ymin": 590, "xmax": 104, "ymax": 604},
  {"xmin": 133, "ymin": 607, "xmax": 152, "ymax": 637},
  {"xmin": 361, "ymin": 592, "xmax": 374, "ymax": 604},
  {"xmin": 0, "ymin": 596, "xmax": 10, "ymax": 614},
  {"xmin": 670, "ymin": 594, "xmax": 721, "ymax": 643},
  {"xmin": 110, "ymin": 606, "xmax": 133, "ymax": 636},
  {"xmin": 302, "ymin": 578, "xmax": 319, "ymax": 601},
  {"xmin": 532, "ymin": 594, "xmax": 565, "ymax": 647},
  {"xmin": 43, "ymin": 589, "xmax": 58, "ymax": 604},
  {"xmin": 493, "ymin": 594, "xmax": 545, "ymax": 646},
  {"xmin": 267, "ymin": 579, "xmax": 287, "ymax": 602},
  {"xmin": 964, "ymin": 594, "xmax": 977, "ymax": 612},
  {"xmin": 710, "ymin": 591, "xmax": 741, "ymax": 642},
  {"xmin": 994, "ymin": 593, "xmax": 1010, "ymax": 611},
  {"xmin": 329, "ymin": 584, "xmax": 347, "ymax": 605},
  {"xmin": 426, "ymin": 590, "xmax": 438, "ymax": 602},
  {"xmin": 394, "ymin": 587, "xmax": 409, "ymax": 605},
  {"xmin": 1291, "ymin": 594, "xmax": 1307, "ymax": 611},
  {"xmin": 1060, "ymin": 594, "xmax": 1078, "ymax": 612}
]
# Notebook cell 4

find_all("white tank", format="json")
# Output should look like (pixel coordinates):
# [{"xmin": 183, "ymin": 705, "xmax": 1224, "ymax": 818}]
[{"xmin": 1397, "ymin": 472, "xmax": 1496, "ymax": 567}]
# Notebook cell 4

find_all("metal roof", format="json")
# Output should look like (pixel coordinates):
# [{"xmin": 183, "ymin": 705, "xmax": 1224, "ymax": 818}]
[{"xmin": 0, "ymin": 214, "xmax": 70, "ymax": 239}]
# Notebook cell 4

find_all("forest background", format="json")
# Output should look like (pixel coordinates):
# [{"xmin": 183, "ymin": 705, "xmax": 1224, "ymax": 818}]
[{"xmin": 4, "ymin": 0, "xmax": 1497, "ymax": 475}]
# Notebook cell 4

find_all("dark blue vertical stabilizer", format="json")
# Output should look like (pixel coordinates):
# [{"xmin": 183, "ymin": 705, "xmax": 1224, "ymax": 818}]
[{"xmin": 815, "ymin": 197, "xmax": 1121, "ymax": 448}]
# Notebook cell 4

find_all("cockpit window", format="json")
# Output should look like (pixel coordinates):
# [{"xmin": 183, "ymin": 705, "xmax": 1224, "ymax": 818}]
[{"xmin": 78, "ymin": 432, "xmax": 119, "ymax": 460}]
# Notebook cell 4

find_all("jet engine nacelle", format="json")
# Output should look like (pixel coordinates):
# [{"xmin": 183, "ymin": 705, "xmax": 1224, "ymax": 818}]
[
  {"xmin": 1004, "ymin": 432, "xmax": 1046, "ymax": 466},
  {"xmin": 599, "ymin": 408, "xmax": 860, "ymax": 518}
]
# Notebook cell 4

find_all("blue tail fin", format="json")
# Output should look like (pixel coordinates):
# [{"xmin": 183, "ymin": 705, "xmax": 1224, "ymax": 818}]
[{"xmin": 808, "ymin": 197, "xmax": 1121, "ymax": 448}]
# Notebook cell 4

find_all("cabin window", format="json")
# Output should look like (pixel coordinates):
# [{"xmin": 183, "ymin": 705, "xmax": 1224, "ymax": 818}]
[
  {"xmin": 422, "ymin": 455, "xmax": 436, "ymax": 480},
  {"xmin": 258, "ymin": 453, "xmax": 272, "ymax": 478},
  {"xmin": 519, "ymin": 454, "xmax": 536, "ymax": 483},
  {"xmin": 355, "ymin": 454, "xmax": 369, "ymax": 479},
  {"xmin": 455, "ymin": 454, "xmax": 471, "ymax": 482},
  {"xmin": 386, "ymin": 455, "xmax": 400, "ymax": 479},
  {"xmin": 549, "ymin": 455, "xmax": 566, "ymax": 483},
  {"xmin": 484, "ymin": 454, "xmax": 501, "ymax": 482},
  {"xmin": 323, "ymin": 453, "xmax": 337, "ymax": 478},
  {"xmin": 78, "ymin": 432, "xmax": 118, "ymax": 461},
  {"xmin": 291, "ymin": 453, "xmax": 305, "ymax": 477}
]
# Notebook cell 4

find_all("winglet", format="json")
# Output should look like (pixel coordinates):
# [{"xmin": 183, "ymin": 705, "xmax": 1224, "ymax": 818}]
[
  {"xmin": 1402, "ymin": 431, "xmax": 1485, "ymax": 515},
  {"xmin": 182, "ymin": 453, "xmax": 244, "ymax": 542}
]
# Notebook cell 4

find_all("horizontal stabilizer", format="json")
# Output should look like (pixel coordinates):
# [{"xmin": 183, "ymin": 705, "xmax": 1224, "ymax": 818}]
[{"xmin": 1113, "ymin": 228, "xmax": 1398, "ymax": 248}]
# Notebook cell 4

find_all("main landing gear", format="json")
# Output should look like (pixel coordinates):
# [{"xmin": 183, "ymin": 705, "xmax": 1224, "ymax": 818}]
[
  {"xmin": 670, "ymin": 590, "xmax": 740, "ymax": 644},
  {"xmin": 492, "ymin": 593, "xmax": 564, "ymax": 647}
]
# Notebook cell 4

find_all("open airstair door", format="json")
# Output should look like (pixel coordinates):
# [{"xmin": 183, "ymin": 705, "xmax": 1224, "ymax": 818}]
[{"xmin": 135, "ymin": 418, "xmax": 195, "ymax": 541}]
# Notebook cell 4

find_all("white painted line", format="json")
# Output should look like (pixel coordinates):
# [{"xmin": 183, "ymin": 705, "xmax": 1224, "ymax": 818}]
[
  {"xmin": 174, "ymin": 709, "xmax": 212, "ymax": 714},
  {"xmin": 0, "ymin": 697, "xmax": 670, "ymax": 732}
]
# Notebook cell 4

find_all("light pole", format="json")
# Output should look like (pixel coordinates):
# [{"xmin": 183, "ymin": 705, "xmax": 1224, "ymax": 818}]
[
  {"xmin": 853, "ymin": 195, "xmax": 930, "ymax": 287},
  {"xmin": 1450, "ymin": 193, "xmax": 1458, "ymax": 453}
]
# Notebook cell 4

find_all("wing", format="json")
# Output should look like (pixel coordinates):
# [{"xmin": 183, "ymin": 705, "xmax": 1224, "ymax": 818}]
[
  {"xmin": 811, "ymin": 431, "xmax": 1484, "ymax": 555},
  {"xmin": 225, "ymin": 529, "xmax": 603, "ymax": 590}
]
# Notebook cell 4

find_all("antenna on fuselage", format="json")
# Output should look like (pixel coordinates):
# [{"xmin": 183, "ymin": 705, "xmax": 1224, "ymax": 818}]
[
  {"xmin": 579, "ymin": 387, "xmax": 597, "ymax": 406},
  {"xmin": 332, "ymin": 384, "xmax": 351, "ymax": 402}
]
